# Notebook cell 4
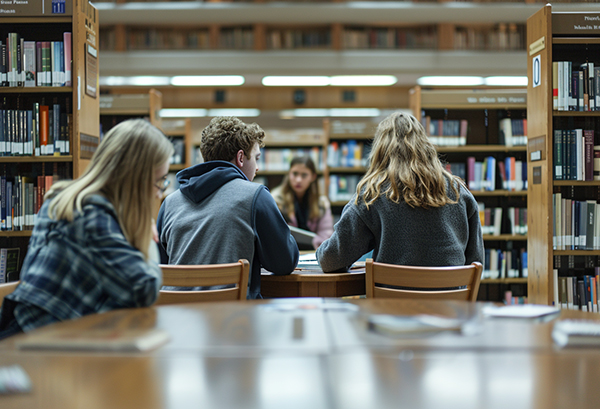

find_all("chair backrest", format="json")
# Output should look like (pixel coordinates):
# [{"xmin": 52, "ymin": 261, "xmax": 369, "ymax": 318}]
[
  {"xmin": 0, "ymin": 281, "xmax": 19, "ymax": 304},
  {"xmin": 156, "ymin": 259, "xmax": 250, "ymax": 305},
  {"xmin": 365, "ymin": 259, "xmax": 483, "ymax": 301}
]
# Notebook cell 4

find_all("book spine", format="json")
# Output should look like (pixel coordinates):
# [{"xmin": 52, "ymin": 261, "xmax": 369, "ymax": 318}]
[{"xmin": 63, "ymin": 32, "xmax": 71, "ymax": 87}]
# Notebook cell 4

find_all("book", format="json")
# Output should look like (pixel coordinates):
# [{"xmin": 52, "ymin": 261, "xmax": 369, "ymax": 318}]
[
  {"xmin": 482, "ymin": 304, "xmax": 559, "ymax": 318},
  {"xmin": 0, "ymin": 247, "xmax": 19, "ymax": 283},
  {"xmin": 367, "ymin": 313, "xmax": 466, "ymax": 337},
  {"xmin": 23, "ymin": 41, "xmax": 35, "ymax": 87},
  {"xmin": 16, "ymin": 327, "xmax": 170, "ymax": 352},
  {"xmin": 289, "ymin": 225, "xmax": 316, "ymax": 247},
  {"xmin": 553, "ymin": 319, "xmax": 600, "ymax": 347},
  {"xmin": 63, "ymin": 32, "xmax": 72, "ymax": 87}
]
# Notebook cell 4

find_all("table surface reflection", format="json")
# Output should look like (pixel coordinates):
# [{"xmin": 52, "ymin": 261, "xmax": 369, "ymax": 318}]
[{"xmin": 1, "ymin": 298, "xmax": 598, "ymax": 409}]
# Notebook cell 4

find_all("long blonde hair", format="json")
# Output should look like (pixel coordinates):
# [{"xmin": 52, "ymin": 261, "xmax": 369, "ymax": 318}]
[
  {"xmin": 47, "ymin": 119, "xmax": 174, "ymax": 259},
  {"xmin": 355, "ymin": 111, "xmax": 460, "ymax": 209},
  {"xmin": 277, "ymin": 156, "xmax": 320, "ymax": 220}
]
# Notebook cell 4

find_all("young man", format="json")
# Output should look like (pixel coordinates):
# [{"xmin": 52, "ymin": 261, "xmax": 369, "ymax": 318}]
[{"xmin": 157, "ymin": 116, "xmax": 299, "ymax": 299}]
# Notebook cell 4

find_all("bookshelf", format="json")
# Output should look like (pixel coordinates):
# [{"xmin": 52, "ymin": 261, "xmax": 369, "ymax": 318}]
[
  {"xmin": 161, "ymin": 118, "xmax": 192, "ymax": 172},
  {"xmin": 526, "ymin": 5, "xmax": 600, "ymax": 310},
  {"xmin": 99, "ymin": 88, "xmax": 162, "ymax": 138},
  {"xmin": 409, "ymin": 86, "xmax": 528, "ymax": 302},
  {"xmin": 325, "ymin": 119, "xmax": 375, "ymax": 209},
  {"xmin": 0, "ymin": 0, "xmax": 100, "ymax": 281},
  {"xmin": 256, "ymin": 126, "xmax": 327, "ymax": 191}
]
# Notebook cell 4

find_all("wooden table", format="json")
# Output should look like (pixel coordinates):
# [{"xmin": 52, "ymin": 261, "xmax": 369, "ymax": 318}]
[
  {"xmin": 261, "ymin": 268, "xmax": 365, "ymax": 298},
  {"xmin": 1, "ymin": 299, "xmax": 599, "ymax": 409}
]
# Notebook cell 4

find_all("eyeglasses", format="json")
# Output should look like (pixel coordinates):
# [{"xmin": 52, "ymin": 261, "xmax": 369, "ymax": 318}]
[{"xmin": 155, "ymin": 177, "xmax": 171, "ymax": 194}]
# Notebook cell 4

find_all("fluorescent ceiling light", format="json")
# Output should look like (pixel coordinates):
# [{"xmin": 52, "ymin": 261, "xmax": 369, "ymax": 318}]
[
  {"xmin": 100, "ymin": 76, "xmax": 171, "ymax": 86},
  {"xmin": 171, "ymin": 76, "xmax": 245, "ymax": 86},
  {"xmin": 160, "ymin": 108, "xmax": 207, "ymax": 118},
  {"xmin": 330, "ymin": 108, "xmax": 381, "ymax": 117},
  {"xmin": 262, "ymin": 76, "xmax": 330, "ymax": 87},
  {"xmin": 280, "ymin": 108, "xmax": 380, "ymax": 118},
  {"xmin": 329, "ymin": 75, "xmax": 397, "ymax": 86},
  {"xmin": 484, "ymin": 76, "xmax": 528, "ymax": 86},
  {"xmin": 417, "ymin": 76, "xmax": 484, "ymax": 86},
  {"xmin": 207, "ymin": 109, "xmax": 261, "ymax": 117}
]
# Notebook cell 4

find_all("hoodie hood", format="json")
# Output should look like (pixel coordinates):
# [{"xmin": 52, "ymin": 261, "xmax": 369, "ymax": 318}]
[{"xmin": 177, "ymin": 161, "xmax": 248, "ymax": 203}]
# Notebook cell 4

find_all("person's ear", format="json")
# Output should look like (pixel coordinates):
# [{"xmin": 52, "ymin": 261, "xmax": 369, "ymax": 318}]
[
  {"xmin": 235, "ymin": 149, "xmax": 245, "ymax": 168},
  {"xmin": 310, "ymin": 173, "xmax": 317, "ymax": 183}
]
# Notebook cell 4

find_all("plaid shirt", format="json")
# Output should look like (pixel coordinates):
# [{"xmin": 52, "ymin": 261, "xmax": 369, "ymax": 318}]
[{"xmin": 4, "ymin": 194, "xmax": 162, "ymax": 333}]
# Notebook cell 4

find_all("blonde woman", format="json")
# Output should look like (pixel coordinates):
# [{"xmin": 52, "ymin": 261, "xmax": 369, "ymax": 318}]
[
  {"xmin": 0, "ymin": 119, "xmax": 173, "ymax": 339},
  {"xmin": 271, "ymin": 156, "xmax": 333, "ymax": 249},
  {"xmin": 316, "ymin": 112, "xmax": 483, "ymax": 272}
]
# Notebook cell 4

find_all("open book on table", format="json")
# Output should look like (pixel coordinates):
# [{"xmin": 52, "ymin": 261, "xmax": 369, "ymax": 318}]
[{"xmin": 289, "ymin": 226, "xmax": 316, "ymax": 247}]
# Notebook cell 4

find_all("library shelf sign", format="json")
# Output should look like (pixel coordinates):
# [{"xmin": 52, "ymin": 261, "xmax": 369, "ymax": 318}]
[
  {"xmin": 0, "ymin": 0, "xmax": 72, "ymax": 16},
  {"xmin": 553, "ymin": 14, "xmax": 600, "ymax": 35},
  {"xmin": 420, "ymin": 89, "xmax": 527, "ymax": 109}
]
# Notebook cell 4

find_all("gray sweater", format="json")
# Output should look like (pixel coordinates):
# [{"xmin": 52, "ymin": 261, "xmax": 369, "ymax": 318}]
[{"xmin": 316, "ymin": 180, "xmax": 484, "ymax": 272}]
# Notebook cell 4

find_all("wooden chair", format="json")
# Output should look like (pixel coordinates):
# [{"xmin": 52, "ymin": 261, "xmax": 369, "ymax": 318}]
[
  {"xmin": 0, "ymin": 281, "xmax": 19, "ymax": 304},
  {"xmin": 365, "ymin": 259, "xmax": 483, "ymax": 301},
  {"xmin": 156, "ymin": 259, "xmax": 250, "ymax": 305}
]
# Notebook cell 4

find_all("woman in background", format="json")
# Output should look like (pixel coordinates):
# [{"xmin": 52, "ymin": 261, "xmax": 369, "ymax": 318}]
[
  {"xmin": 316, "ymin": 111, "xmax": 483, "ymax": 272},
  {"xmin": 0, "ymin": 119, "xmax": 173, "ymax": 340},
  {"xmin": 271, "ymin": 156, "xmax": 333, "ymax": 250}
]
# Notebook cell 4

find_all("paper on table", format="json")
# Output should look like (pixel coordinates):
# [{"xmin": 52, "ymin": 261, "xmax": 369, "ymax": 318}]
[
  {"xmin": 289, "ymin": 226, "xmax": 316, "ymax": 247},
  {"xmin": 482, "ymin": 304, "xmax": 560, "ymax": 318}
]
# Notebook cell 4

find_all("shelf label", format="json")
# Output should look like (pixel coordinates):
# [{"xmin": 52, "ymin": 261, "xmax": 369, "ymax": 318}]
[
  {"xmin": 553, "ymin": 14, "xmax": 600, "ymax": 35},
  {"xmin": 0, "ymin": 0, "xmax": 72, "ymax": 16},
  {"xmin": 533, "ymin": 166, "xmax": 542, "ymax": 185},
  {"xmin": 530, "ymin": 150, "xmax": 542, "ymax": 162},
  {"xmin": 529, "ymin": 36, "xmax": 545, "ymax": 56},
  {"xmin": 532, "ymin": 55, "xmax": 541, "ymax": 88}
]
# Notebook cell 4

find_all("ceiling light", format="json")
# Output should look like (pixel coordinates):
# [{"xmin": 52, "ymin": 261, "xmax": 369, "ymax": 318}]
[
  {"xmin": 417, "ymin": 76, "xmax": 485, "ymax": 86},
  {"xmin": 484, "ymin": 76, "xmax": 528, "ymax": 86},
  {"xmin": 207, "ymin": 109, "xmax": 261, "ymax": 117},
  {"xmin": 279, "ymin": 108, "xmax": 381, "ymax": 118},
  {"xmin": 329, "ymin": 75, "xmax": 397, "ymax": 86},
  {"xmin": 262, "ymin": 76, "xmax": 330, "ymax": 87},
  {"xmin": 330, "ymin": 108, "xmax": 381, "ymax": 117},
  {"xmin": 100, "ymin": 76, "xmax": 171, "ymax": 86},
  {"xmin": 160, "ymin": 108, "xmax": 207, "ymax": 118},
  {"xmin": 170, "ymin": 76, "xmax": 245, "ymax": 86}
]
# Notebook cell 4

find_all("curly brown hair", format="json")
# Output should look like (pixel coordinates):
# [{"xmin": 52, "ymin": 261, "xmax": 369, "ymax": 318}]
[{"xmin": 200, "ymin": 116, "xmax": 266, "ymax": 162}]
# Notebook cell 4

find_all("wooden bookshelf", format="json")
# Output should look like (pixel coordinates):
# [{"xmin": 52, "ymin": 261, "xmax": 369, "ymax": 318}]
[
  {"xmin": 162, "ymin": 118, "xmax": 192, "ymax": 171},
  {"xmin": 526, "ymin": 4, "xmax": 600, "ymax": 307},
  {"xmin": 410, "ymin": 85, "xmax": 528, "ymax": 301},
  {"xmin": 0, "ymin": 0, "xmax": 100, "ymax": 280},
  {"xmin": 99, "ymin": 88, "xmax": 162, "ymax": 137}
]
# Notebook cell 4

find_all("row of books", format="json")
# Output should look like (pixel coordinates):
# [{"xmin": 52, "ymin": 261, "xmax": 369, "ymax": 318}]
[
  {"xmin": 503, "ymin": 291, "xmax": 528, "ymax": 305},
  {"xmin": 123, "ymin": 29, "xmax": 211, "ymax": 51},
  {"xmin": 498, "ymin": 117, "xmax": 527, "ymax": 147},
  {"xmin": 0, "ymin": 247, "xmax": 19, "ymax": 283},
  {"xmin": 0, "ymin": 174, "xmax": 55, "ymax": 231},
  {"xmin": 454, "ymin": 23, "xmax": 524, "ymax": 51},
  {"xmin": 1, "ymin": 33, "xmax": 72, "ymax": 88},
  {"xmin": 552, "ymin": 128, "xmax": 597, "ymax": 181},
  {"xmin": 0, "ymin": 103, "xmax": 71, "ymax": 156},
  {"xmin": 267, "ymin": 29, "xmax": 331, "ymax": 50},
  {"xmin": 425, "ymin": 119, "xmax": 468, "ymax": 147},
  {"xmin": 327, "ymin": 141, "xmax": 370, "ymax": 168},
  {"xmin": 219, "ymin": 28, "xmax": 254, "ymax": 50},
  {"xmin": 342, "ymin": 26, "xmax": 437, "ymax": 50},
  {"xmin": 552, "ymin": 194, "xmax": 600, "ymax": 251},
  {"xmin": 482, "ymin": 248, "xmax": 528, "ymax": 280},
  {"xmin": 553, "ymin": 61, "xmax": 600, "ymax": 112},
  {"xmin": 478, "ymin": 205, "xmax": 527, "ymax": 236},
  {"xmin": 258, "ymin": 147, "xmax": 323, "ymax": 172},
  {"xmin": 329, "ymin": 174, "xmax": 360, "ymax": 202},
  {"xmin": 463, "ymin": 156, "xmax": 526, "ymax": 192},
  {"xmin": 553, "ymin": 271, "xmax": 600, "ymax": 313}
]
